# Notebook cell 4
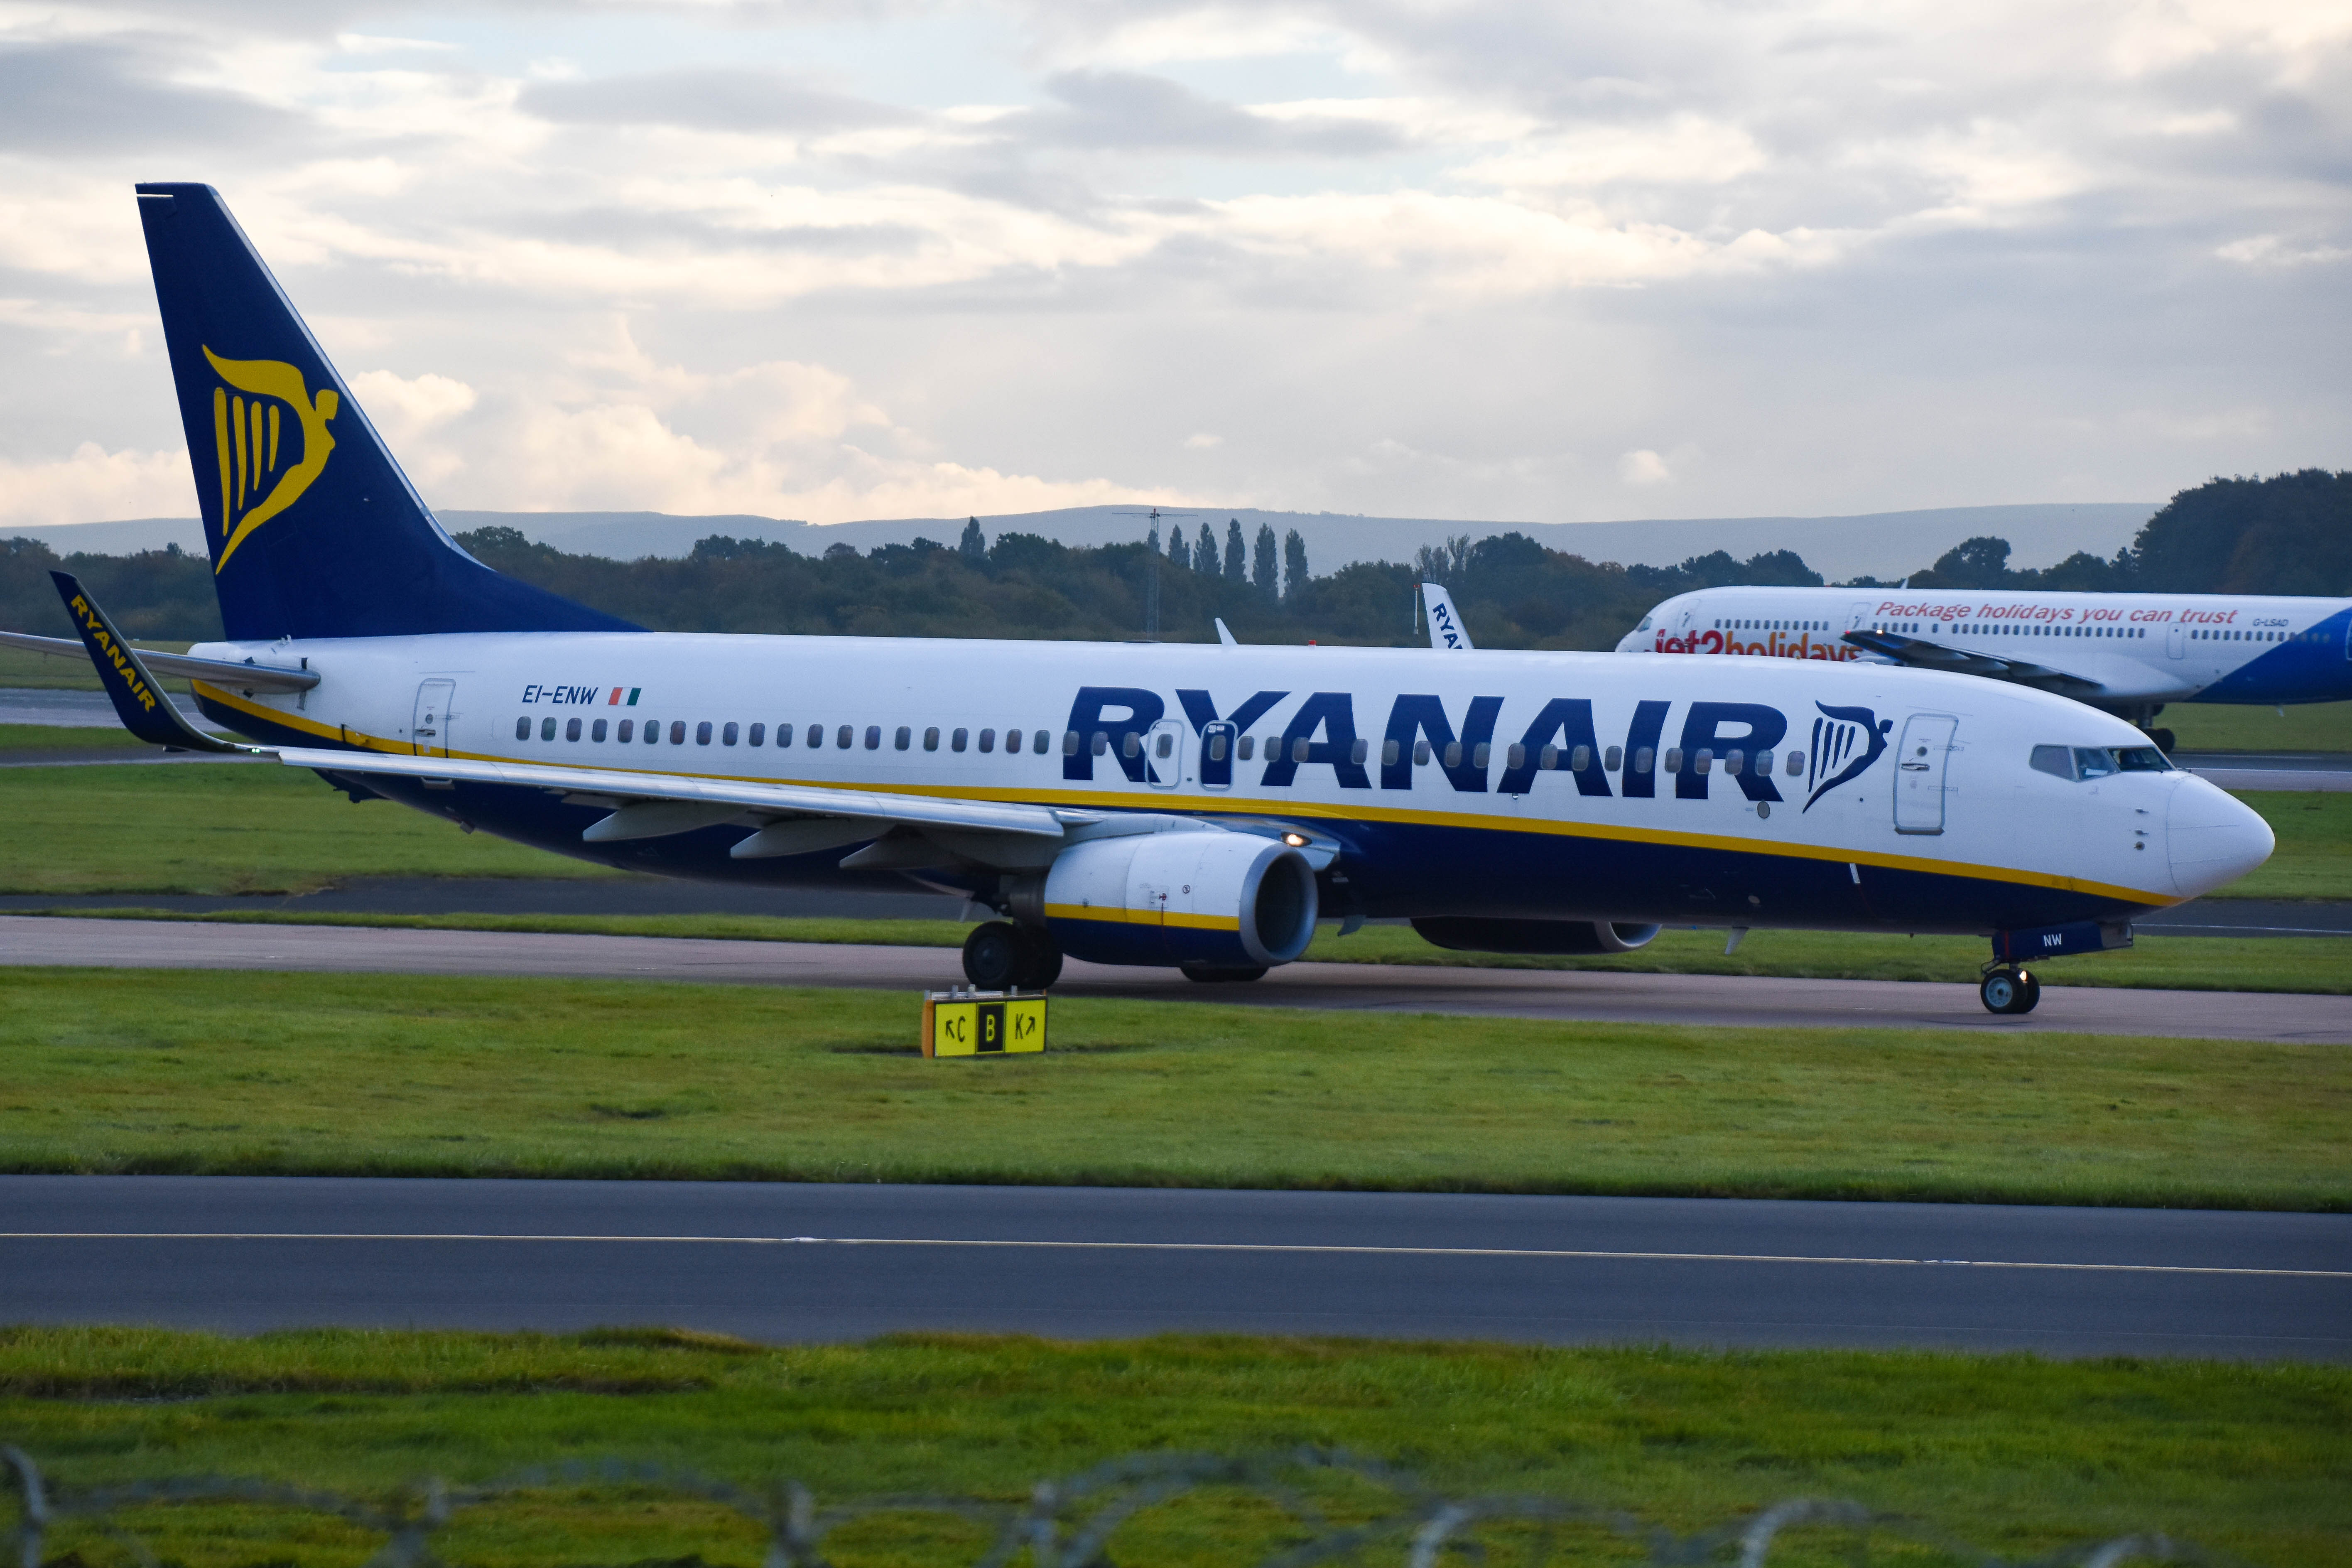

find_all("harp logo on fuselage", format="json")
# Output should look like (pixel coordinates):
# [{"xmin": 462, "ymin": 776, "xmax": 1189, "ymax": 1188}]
[{"xmin": 203, "ymin": 346, "xmax": 340, "ymax": 573}]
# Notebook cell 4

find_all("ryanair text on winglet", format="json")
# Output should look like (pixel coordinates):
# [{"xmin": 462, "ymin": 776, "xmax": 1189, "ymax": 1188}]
[{"xmin": 69, "ymin": 592, "xmax": 158, "ymax": 714}]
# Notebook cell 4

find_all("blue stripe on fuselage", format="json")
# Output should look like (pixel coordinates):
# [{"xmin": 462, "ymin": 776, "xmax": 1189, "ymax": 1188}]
[{"xmin": 2194, "ymin": 606, "xmax": 2352, "ymax": 704}]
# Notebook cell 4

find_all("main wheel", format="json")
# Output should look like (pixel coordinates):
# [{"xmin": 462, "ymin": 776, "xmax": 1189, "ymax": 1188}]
[
  {"xmin": 1010, "ymin": 925, "xmax": 1063, "ymax": 990},
  {"xmin": 961, "ymin": 922, "xmax": 1020, "ymax": 989},
  {"xmin": 1181, "ymin": 963, "xmax": 1268, "ymax": 983},
  {"xmin": 2151, "ymin": 727, "xmax": 2176, "ymax": 754},
  {"xmin": 1979, "ymin": 967, "xmax": 2039, "ymax": 1014}
]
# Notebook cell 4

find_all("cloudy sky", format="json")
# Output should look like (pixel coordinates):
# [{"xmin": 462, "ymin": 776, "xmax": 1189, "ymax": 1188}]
[{"xmin": 0, "ymin": 0, "xmax": 2345, "ymax": 532}]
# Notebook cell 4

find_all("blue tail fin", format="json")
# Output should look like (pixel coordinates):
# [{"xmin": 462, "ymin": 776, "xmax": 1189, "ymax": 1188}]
[{"xmin": 135, "ymin": 183, "xmax": 637, "ymax": 641}]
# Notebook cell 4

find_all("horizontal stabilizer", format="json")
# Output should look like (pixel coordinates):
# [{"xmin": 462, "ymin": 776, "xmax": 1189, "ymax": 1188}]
[{"xmin": 0, "ymin": 628, "xmax": 317, "ymax": 693}]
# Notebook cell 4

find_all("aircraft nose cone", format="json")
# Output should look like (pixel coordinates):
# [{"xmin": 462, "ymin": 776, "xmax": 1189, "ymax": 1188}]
[{"xmin": 2167, "ymin": 775, "xmax": 2273, "ymax": 896}]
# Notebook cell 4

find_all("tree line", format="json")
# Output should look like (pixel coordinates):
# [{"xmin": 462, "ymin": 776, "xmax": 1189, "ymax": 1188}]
[{"xmin": 4, "ymin": 468, "xmax": 2341, "ymax": 650}]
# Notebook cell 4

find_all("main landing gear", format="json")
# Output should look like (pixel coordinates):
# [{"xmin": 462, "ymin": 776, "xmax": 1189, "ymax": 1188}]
[
  {"xmin": 1979, "ymin": 965, "xmax": 2041, "ymax": 1015},
  {"xmin": 961, "ymin": 921, "xmax": 1063, "ymax": 990}
]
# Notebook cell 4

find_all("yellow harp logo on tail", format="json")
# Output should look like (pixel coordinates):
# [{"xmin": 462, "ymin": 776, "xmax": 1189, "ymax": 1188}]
[{"xmin": 203, "ymin": 346, "xmax": 339, "ymax": 573}]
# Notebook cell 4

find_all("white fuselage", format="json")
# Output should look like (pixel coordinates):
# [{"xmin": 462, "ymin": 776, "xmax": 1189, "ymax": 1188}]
[
  {"xmin": 186, "ymin": 629, "xmax": 2271, "ymax": 933},
  {"xmin": 1616, "ymin": 587, "xmax": 2352, "ymax": 708}
]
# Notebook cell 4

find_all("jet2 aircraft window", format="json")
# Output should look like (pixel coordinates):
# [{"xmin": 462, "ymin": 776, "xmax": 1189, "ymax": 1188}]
[
  {"xmin": 592, "ymin": 719, "xmax": 607, "ymax": 742},
  {"xmin": 515, "ymin": 718, "xmax": 529, "ymax": 741}
]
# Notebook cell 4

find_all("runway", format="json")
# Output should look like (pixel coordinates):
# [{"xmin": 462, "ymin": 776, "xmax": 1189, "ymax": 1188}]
[
  {"xmin": 5, "ymin": 915, "xmax": 2347, "ymax": 1041},
  {"xmin": 4, "ymin": 1177, "xmax": 2343, "ymax": 1357}
]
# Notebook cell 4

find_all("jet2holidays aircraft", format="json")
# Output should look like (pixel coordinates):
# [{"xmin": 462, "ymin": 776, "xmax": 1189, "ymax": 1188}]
[
  {"xmin": 1621, "ymin": 585, "xmax": 2352, "ymax": 752},
  {"xmin": 6, "ymin": 185, "xmax": 2278, "ymax": 1013}
]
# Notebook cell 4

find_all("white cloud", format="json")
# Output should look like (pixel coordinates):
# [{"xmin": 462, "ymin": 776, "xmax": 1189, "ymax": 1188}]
[
  {"xmin": 0, "ymin": 442, "xmax": 190, "ymax": 528},
  {"xmin": 1618, "ymin": 449, "xmax": 1673, "ymax": 487},
  {"xmin": 2217, "ymin": 234, "xmax": 2352, "ymax": 266},
  {"xmin": 1183, "ymin": 432, "xmax": 1223, "ymax": 449}
]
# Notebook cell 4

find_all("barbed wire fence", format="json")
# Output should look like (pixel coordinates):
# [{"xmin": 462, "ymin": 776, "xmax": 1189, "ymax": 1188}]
[{"xmin": 5, "ymin": 1445, "xmax": 2210, "ymax": 1568}]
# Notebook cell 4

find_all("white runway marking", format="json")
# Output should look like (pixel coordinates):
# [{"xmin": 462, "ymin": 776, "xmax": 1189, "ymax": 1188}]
[{"xmin": 8, "ymin": 1232, "xmax": 2346, "ymax": 1279}]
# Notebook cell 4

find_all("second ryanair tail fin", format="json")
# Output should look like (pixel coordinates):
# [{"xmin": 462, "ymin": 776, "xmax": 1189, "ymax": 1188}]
[{"xmin": 135, "ymin": 183, "xmax": 636, "ymax": 642}]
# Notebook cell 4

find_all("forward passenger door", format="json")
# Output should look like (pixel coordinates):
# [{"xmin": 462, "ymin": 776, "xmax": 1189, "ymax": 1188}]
[{"xmin": 1893, "ymin": 713, "xmax": 1957, "ymax": 835}]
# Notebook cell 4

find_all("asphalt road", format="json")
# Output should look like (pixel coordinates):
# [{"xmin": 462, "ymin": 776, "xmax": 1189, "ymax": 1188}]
[
  {"xmin": 6, "ymin": 915, "xmax": 2347, "ymax": 1041},
  {"xmin": 5, "ymin": 1176, "xmax": 2345, "ymax": 1357}
]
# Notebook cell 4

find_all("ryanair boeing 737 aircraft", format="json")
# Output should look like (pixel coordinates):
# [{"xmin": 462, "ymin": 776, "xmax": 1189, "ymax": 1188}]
[{"xmin": 5, "ymin": 185, "xmax": 2279, "ymax": 1013}]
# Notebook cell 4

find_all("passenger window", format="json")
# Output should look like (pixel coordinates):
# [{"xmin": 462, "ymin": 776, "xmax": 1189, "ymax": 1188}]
[
  {"xmin": 1663, "ymin": 747, "xmax": 1682, "ymax": 773},
  {"xmin": 1414, "ymin": 739, "xmax": 1431, "ymax": 766},
  {"xmin": 1239, "ymin": 735, "xmax": 1256, "ymax": 761},
  {"xmin": 618, "ymin": 719, "xmax": 634, "ymax": 742},
  {"xmin": 1753, "ymin": 748, "xmax": 1770, "ymax": 775},
  {"xmin": 2030, "ymin": 745, "xmax": 2075, "ymax": 780},
  {"xmin": 1506, "ymin": 744, "xmax": 1526, "ymax": 771},
  {"xmin": 895, "ymin": 726, "xmax": 911, "ymax": 750},
  {"xmin": 1442, "ymin": 741, "xmax": 1462, "ymax": 769},
  {"xmin": 978, "ymin": 728, "xmax": 995, "ymax": 753},
  {"xmin": 749, "ymin": 723, "xmax": 765, "ymax": 747},
  {"xmin": 1539, "ymin": 744, "xmax": 1558, "ymax": 770},
  {"xmin": 1156, "ymin": 732, "xmax": 1175, "ymax": 759},
  {"xmin": 1633, "ymin": 747, "xmax": 1653, "ymax": 774},
  {"xmin": 539, "ymin": 717, "xmax": 555, "ymax": 740},
  {"xmin": 515, "ymin": 717, "xmax": 529, "ymax": 741},
  {"xmin": 647, "ymin": 721, "xmax": 662, "ymax": 744},
  {"xmin": 1693, "ymin": 748, "xmax": 1712, "ymax": 774},
  {"xmin": 1033, "ymin": 730, "xmax": 1050, "ymax": 754},
  {"xmin": 592, "ymin": 719, "xmax": 608, "ymax": 743},
  {"xmin": 837, "ymin": 725, "xmax": 853, "ymax": 748},
  {"xmin": 1605, "ymin": 746, "xmax": 1621, "ymax": 771},
  {"xmin": 1723, "ymin": 749, "xmax": 1742, "ymax": 776},
  {"xmin": 1003, "ymin": 729, "xmax": 1022, "ymax": 753},
  {"xmin": 951, "ymin": 728, "xmax": 966, "ymax": 752},
  {"xmin": 1121, "ymin": 732, "xmax": 1140, "ymax": 759},
  {"xmin": 805, "ymin": 724, "xmax": 820, "ymax": 748},
  {"xmin": 1092, "ymin": 731, "xmax": 1111, "ymax": 756},
  {"xmin": 1471, "ymin": 742, "xmax": 1490, "ymax": 770},
  {"xmin": 1570, "ymin": 745, "xmax": 1591, "ymax": 771},
  {"xmin": 722, "ymin": 722, "xmax": 738, "ymax": 746},
  {"xmin": 697, "ymin": 721, "xmax": 713, "ymax": 745},
  {"xmin": 866, "ymin": 726, "xmax": 883, "ymax": 750},
  {"xmin": 1214, "ymin": 734, "xmax": 1231, "ymax": 762},
  {"xmin": 1291, "ymin": 737, "xmax": 1311, "ymax": 763}
]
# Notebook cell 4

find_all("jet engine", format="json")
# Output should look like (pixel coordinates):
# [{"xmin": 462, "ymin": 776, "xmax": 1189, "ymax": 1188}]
[
  {"xmin": 1010, "ymin": 828, "xmax": 1319, "ymax": 970},
  {"xmin": 1410, "ymin": 917, "xmax": 1661, "ymax": 955}
]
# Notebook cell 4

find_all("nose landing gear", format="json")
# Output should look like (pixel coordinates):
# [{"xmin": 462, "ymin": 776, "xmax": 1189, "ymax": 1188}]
[{"xmin": 1979, "ymin": 965, "xmax": 2041, "ymax": 1015}]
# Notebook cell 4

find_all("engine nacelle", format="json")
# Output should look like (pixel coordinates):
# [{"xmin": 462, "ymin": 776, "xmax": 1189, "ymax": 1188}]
[
  {"xmin": 1020, "ymin": 829, "xmax": 1319, "ymax": 969},
  {"xmin": 1410, "ymin": 917, "xmax": 1661, "ymax": 955}
]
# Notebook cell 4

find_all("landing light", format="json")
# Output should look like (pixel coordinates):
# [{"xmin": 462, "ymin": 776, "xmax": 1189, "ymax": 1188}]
[{"xmin": 1282, "ymin": 832, "xmax": 1310, "ymax": 847}]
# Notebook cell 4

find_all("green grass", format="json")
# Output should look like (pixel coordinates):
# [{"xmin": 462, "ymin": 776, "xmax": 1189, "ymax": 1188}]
[
  {"xmin": 0, "ymin": 722, "xmax": 155, "ymax": 753},
  {"xmin": 0, "ymin": 761, "xmax": 624, "ymax": 894},
  {"xmin": 2, "ymin": 968, "xmax": 2345, "ymax": 1207},
  {"xmin": 2230, "ymin": 790, "xmax": 2352, "ymax": 898},
  {"xmin": 2, "ymin": 1328, "xmax": 2345, "ymax": 1568},
  {"xmin": 2169, "ymin": 698, "xmax": 2352, "ymax": 752}
]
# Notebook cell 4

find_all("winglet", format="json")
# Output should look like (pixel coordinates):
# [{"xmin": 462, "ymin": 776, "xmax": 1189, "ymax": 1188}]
[
  {"xmin": 47, "ymin": 571, "xmax": 245, "ymax": 752},
  {"xmin": 1420, "ymin": 582, "xmax": 1474, "ymax": 650},
  {"xmin": 1215, "ymin": 618, "xmax": 1239, "ymax": 646}
]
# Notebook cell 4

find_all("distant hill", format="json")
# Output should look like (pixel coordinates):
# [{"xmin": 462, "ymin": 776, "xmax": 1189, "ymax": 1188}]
[{"xmin": 15, "ymin": 501, "xmax": 2155, "ymax": 583}]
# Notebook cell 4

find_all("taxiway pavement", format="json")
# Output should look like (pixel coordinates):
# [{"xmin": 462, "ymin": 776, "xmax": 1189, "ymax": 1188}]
[
  {"xmin": 5, "ymin": 1176, "xmax": 2345, "ymax": 1358},
  {"xmin": 5, "ymin": 915, "xmax": 2345, "ymax": 1041}
]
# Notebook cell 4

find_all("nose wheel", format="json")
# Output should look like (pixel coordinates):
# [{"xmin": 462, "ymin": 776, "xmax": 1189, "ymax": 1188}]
[{"xmin": 1979, "ymin": 966, "xmax": 2040, "ymax": 1015}]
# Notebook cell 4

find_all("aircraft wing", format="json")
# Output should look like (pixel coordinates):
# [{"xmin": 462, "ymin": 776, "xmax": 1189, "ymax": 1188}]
[
  {"xmin": 269, "ymin": 747, "xmax": 1086, "ymax": 842},
  {"xmin": 1839, "ymin": 628, "xmax": 2103, "ymax": 696},
  {"xmin": 0, "ymin": 627, "xmax": 319, "ymax": 693}
]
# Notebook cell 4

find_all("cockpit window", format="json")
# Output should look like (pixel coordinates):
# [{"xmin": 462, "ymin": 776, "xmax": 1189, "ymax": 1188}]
[
  {"xmin": 1635, "ymin": 616, "xmax": 1653, "ymax": 632},
  {"xmin": 2033, "ymin": 744, "xmax": 2175, "ymax": 781}
]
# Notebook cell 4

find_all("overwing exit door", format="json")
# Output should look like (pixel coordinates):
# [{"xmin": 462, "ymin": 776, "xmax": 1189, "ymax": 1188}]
[
  {"xmin": 1199, "ymin": 721, "xmax": 1236, "ymax": 790},
  {"xmin": 413, "ymin": 679, "xmax": 455, "ymax": 757},
  {"xmin": 1893, "ymin": 713, "xmax": 1956, "ymax": 834},
  {"xmin": 1145, "ymin": 718, "xmax": 1186, "ymax": 788}
]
